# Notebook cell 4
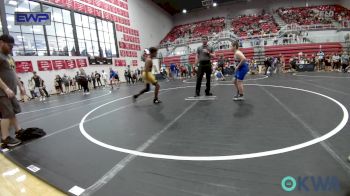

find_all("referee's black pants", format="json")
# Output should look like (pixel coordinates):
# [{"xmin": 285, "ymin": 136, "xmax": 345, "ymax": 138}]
[{"xmin": 195, "ymin": 61, "xmax": 212, "ymax": 96}]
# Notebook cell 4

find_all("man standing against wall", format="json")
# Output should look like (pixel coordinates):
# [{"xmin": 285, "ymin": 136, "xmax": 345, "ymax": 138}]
[
  {"xmin": 0, "ymin": 35, "xmax": 26, "ymax": 147},
  {"xmin": 195, "ymin": 36, "xmax": 215, "ymax": 97}
]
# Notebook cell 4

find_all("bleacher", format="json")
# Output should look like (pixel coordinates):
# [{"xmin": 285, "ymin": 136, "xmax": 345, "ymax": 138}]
[
  {"xmin": 232, "ymin": 14, "xmax": 279, "ymax": 37},
  {"xmin": 160, "ymin": 18, "xmax": 225, "ymax": 45},
  {"xmin": 163, "ymin": 48, "xmax": 254, "ymax": 67},
  {"xmin": 163, "ymin": 43, "xmax": 343, "ymax": 70},
  {"xmin": 265, "ymin": 42, "xmax": 343, "ymax": 63},
  {"xmin": 277, "ymin": 5, "xmax": 350, "ymax": 25}
]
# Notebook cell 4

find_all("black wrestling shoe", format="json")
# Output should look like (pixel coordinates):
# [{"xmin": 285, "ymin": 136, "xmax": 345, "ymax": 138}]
[{"xmin": 153, "ymin": 99, "xmax": 162, "ymax": 104}]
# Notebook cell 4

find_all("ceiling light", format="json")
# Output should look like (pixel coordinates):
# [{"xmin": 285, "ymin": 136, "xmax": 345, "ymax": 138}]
[
  {"xmin": 15, "ymin": 7, "xmax": 30, "ymax": 12},
  {"xmin": 182, "ymin": 9, "xmax": 187, "ymax": 14},
  {"xmin": 213, "ymin": 2, "xmax": 217, "ymax": 7},
  {"xmin": 8, "ymin": 0, "xmax": 17, "ymax": 6}
]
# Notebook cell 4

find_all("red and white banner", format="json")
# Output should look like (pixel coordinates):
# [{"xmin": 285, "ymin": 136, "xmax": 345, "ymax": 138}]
[
  {"xmin": 37, "ymin": 60, "xmax": 53, "ymax": 71},
  {"xmin": 15, "ymin": 61, "xmax": 33, "ymax": 73},
  {"xmin": 52, "ymin": 60, "xmax": 66, "ymax": 70},
  {"xmin": 115, "ymin": 59, "xmax": 126, "ymax": 66},
  {"xmin": 65, "ymin": 60, "xmax": 77, "ymax": 69},
  {"xmin": 76, "ymin": 59, "xmax": 88, "ymax": 68},
  {"xmin": 48, "ymin": 0, "xmax": 130, "ymax": 25}
]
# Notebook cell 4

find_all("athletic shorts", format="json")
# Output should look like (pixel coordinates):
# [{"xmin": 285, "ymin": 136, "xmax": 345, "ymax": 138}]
[
  {"xmin": 143, "ymin": 72, "xmax": 157, "ymax": 85},
  {"xmin": 235, "ymin": 64, "xmax": 249, "ymax": 80},
  {"xmin": 0, "ymin": 97, "xmax": 21, "ymax": 118}
]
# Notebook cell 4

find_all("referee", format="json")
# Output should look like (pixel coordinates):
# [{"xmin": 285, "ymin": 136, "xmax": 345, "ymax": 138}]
[{"xmin": 195, "ymin": 36, "xmax": 215, "ymax": 97}]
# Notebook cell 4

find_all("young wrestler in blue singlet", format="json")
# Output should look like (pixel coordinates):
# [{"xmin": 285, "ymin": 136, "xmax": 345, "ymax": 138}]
[{"xmin": 232, "ymin": 41, "xmax": 249, "ymax": 101}]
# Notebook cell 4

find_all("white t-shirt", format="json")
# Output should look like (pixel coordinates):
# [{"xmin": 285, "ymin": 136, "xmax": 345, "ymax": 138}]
[
  {"xmin": 332, "ymin": 55, "xmax": 340, "ymax": 62},
  {"xmin": 102, "ymin": 72, "xmax": 108, "ymax": 80},
  {"xmin": 317, "ymin": 52, "xmax": 324, "ymax": 60}
]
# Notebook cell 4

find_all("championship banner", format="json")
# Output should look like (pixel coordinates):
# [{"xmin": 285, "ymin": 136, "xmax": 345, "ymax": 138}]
[
  {"xmin": 52, "ymin": 60, "xmax": 66, "ymax": 70},
  {"xmin": 37, "ymin": 60, "xmax": 53, "ymax": 71},
  {"xmin": 76, "ymin": 59, "xmax": 88, "ymax": 67},
  {"xmin": 65, "ymin": 59, "xmax": 77, "ymax": 69},
  {"xmin": 15, "ymin": 61, "xmax": 33, "ymax": 73}
]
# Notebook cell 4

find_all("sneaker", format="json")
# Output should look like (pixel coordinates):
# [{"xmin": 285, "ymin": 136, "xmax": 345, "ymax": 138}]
[
  {"xmin": 1, "ymin": 136, "xmax": 21, "ymax": 147},
  {"xmin": 153, "ymin": 99, "xmax": 162, "ymax": 104},
  {"xmin": 43, "ymin": 97, "xmax": 46, "ymax": 101},
  {"xmin": 233, "ymin": 95, "xmax": 244, "ymax": 101},
  {"xmin": 86, "ymin": 92, "xmax": 90, "ymax": 95},
  {"xmin": 205, "ymin": 92, "xmax": 213, "ymax": 96}
]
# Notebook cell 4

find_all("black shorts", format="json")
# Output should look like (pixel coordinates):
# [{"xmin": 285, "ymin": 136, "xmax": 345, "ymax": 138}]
[
  {"xmin": 0, "ymin": 97, "xmax": 21, "ymax": 118},
  {"xmin": 114, "ymin": 75, "xmax": 119, "ymax": 80}
]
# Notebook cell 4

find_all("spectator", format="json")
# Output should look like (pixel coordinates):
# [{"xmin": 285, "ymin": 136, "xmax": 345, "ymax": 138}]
[
  {"xmin": 170, "ymin": 63, "xmax": 176, "ymax": 80},
  {"xmin": 317, "ymin": 50, "xmax": 325, "ymax": 71},
  {"xmin": 18, "ymin": 78, "xmax": 29, "ymax": 102},
  {"xmin": 79, "ymin": 68, "xmax": 89, "ymax": 95},
  {"xmin": 341, "ymin": 52, "xmax": 349, "ymax": 73},
  {"xmin": 32, "ymin": 71, "xmax": 45, "ymax": 101},
  {"xmin": 303, "ymin": 32, "xmax": 308, "ymax": 43},
  {"xmin": 40, "ymin": 79, "xmax": 50, "ymax": 98},
  {"xmin": 62, "ymin": 74, "xmax": 70, "ymax": 93},
  {"xmin": 215, "ymin": 68, "xmax": 225, "ymax": 81},
  {"xmin": 325, "ymin": 55, "xmax": 332, "ymax": 72},
  {"xmin": 218, "ymin": 55, "xmax": 225, "ymax": 76},
  {"xmin": 264, "ymin": 57, "xmax": 272, "ymax": 75},
  {"xmin": 110, "ymin": 68, "xmax": 120, "ymax": 90},
  {"xmin": 28, "ymin": 79, "xmax": 36, "ymax": 99},
  {"xmin": 127, "ymin": 66, "xmax": 134, "ymax": 84},
  {"xmin": 87, "ymin": 74, "xmax": 92, "ymax": 89},
  {"xmin": 273, "ymin": 36, "xmax": 278, "ymax": 45},
  {"xmin": 95, "ymin": 71, "xmax": 102, "ymax": 87},
  {"xmin": 71, "ymin": 77, "xmax": 76, "ymax": 92},
  {"xmin": 332, "ymin": 53, "xmax": 341, "ymax": 72},
  {"xmin": 75, "ymin": 71, "xmax": 82, "ymax": 91},
  {"xmin": 0, "ymin": 34, "xmax": 26, "ymax": 147},
  {"xmin": 101, "ymin": 70, "xmax": 108, "ymax": 87},
  {"xmin": 186, "ymin": 63, "xmax": 192, "ymax": 78},
  {"xmin": 91, "ymin": 72, "xmax": 96, "ymax": 89},
  {"xmin": 54, "ymin": 75, "xmax": 64, "ymax": 95},
  {"xmin": 124, "ymin": 70, "xmax": 129, "ymax": 84}
]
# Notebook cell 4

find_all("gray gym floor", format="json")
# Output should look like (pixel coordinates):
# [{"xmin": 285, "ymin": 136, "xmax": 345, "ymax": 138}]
[{"xmin": 2, "ymin": 73, "xmax": 350, "ymax": 196}]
